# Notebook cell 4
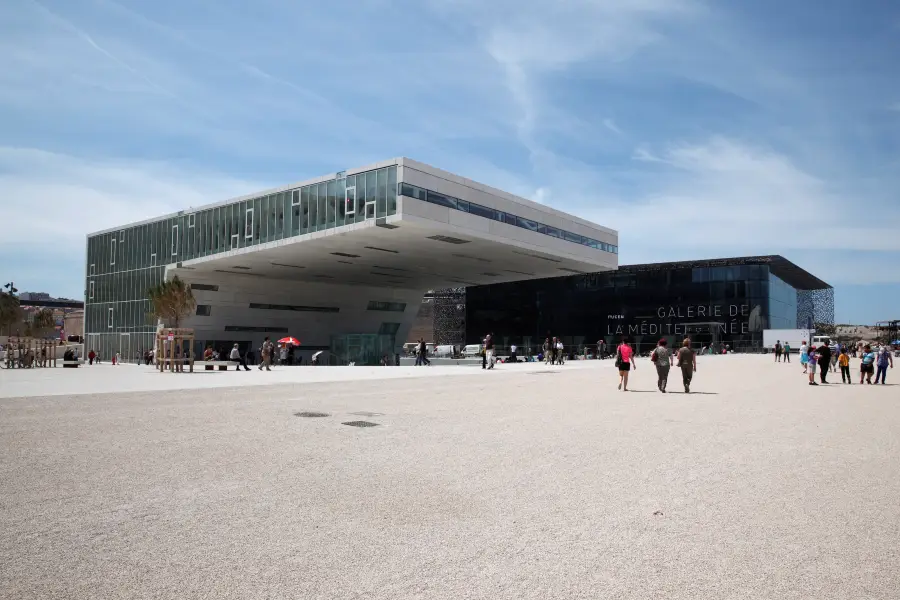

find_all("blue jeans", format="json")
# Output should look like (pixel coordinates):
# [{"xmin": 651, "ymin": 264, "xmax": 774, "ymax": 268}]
[{"xmin": 875, "ymin": 365, "xmax": 888, "ymax": 384}]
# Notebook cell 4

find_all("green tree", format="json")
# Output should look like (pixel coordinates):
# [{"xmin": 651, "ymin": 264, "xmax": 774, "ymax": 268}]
[
  {"xmin": 26, "ymin": 308, "xmax": 56, "ymax": 338},
  {"xmin": 148, "ymin": 276, "xmax": 196, "ymax": 328},
  {"xmin": 0, "ymin": 285, "xmax": 22, "ymax": 336}
]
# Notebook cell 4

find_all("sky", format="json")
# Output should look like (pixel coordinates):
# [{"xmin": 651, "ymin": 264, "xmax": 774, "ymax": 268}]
[{"xmin": 1, "ymin": 0, "xmax": 898, "ymax": 324}]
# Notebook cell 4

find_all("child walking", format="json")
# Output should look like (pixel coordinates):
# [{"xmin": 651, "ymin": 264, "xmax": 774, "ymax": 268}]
[{"xmin": 839, "ymin": 348, "xmax": 851, "ymax": 384}]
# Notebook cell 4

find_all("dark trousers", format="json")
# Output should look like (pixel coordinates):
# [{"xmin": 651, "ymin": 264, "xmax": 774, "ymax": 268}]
[
  {"xmin": 784, "ymin": 352, "xmax": 790, "ymax": 363},
  {"xmin": 234, "ymin": 356, "xmax": 249, "ymax": 371},
  {"xmin": 819, "ymin": 361, "xmax": 828, "ymax": 383},
  {"xmin": 876, "ymin": 365, "xmax": 888, "ymax": 384},
  {"xmin": 775, "ymin": 351, "xmax": 781, "ymax": 362},
  {"xmin": 482, "ymin": 353, "xmax": 487, "ymax": 369},
  {"xmin": 681, "ymin": 365, "xmax": 693, "ymax": 390},
  {"xmin": 840, "ymin": 365, "xmax": 851, "ymax": 383},
  {"xmin": 656, "ymin": 364, "xmax": 670, "ymax": 391}
]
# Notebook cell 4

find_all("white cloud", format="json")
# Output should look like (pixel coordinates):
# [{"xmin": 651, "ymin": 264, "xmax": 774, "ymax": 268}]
[
  {"xmin": 569, "ymin": 137, "xmax": 900, "ymax": 279},
  {"xmin": 602, "ymin": 119, "xmax": 624, "ymax": 136},
  {"xmin": 0, "ymin": 147, "xmax": 264, "ymax": 246}
]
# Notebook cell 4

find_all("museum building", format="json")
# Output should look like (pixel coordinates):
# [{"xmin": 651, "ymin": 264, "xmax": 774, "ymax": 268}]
[
  {"xmin": 463, "ymin": 256, "xmax": 834, "ymax": 354},
  {"xmin": 83, "ymin": 158, "xmax": 618, "ymax": 364}
]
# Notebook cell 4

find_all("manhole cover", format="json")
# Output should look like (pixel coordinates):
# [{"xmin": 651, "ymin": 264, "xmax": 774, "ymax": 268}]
[
  {"xmin": 342, "ymin": 421, "xmax": 380, "ymax": 428},
  {"xmin": 294, "ymin": 412, "xmax": 330, "ymax": 418},
  {"xmin": 349, "ymin": 411, "xmax": 384, "ymax": 417}
]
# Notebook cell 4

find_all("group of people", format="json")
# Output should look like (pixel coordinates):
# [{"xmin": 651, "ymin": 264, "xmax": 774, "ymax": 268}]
[
  {"xmin": 541, "ymin": 337, "xmax": 566, "ymax": 365},
  {"xmin": 615, "ymin": 337, "xmax": 698, "ymax": 393},
  {"xmin": 772, "ymin": 340, "xmax": 793, "ymax": 362},
  {"xmin": 800, "ymin": 340, "xmax": 893, "ymax": 385}
]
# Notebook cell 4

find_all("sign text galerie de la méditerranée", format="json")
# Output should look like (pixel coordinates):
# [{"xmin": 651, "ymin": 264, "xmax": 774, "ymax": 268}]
[{"xmin": 606, "ymin": 304, "xmax": 753, "ymax": 336}]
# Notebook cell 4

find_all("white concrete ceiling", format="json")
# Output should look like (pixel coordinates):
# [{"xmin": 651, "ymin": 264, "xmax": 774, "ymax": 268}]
[{"xmin": 172, "ymin": 220, "xmax": 613, "ymax": 290}]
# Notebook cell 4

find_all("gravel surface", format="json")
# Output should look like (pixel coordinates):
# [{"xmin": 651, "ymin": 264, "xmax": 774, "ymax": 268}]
[{"xmin": 2, "ymin": 355, "xmax": 899, "ymax": 599}]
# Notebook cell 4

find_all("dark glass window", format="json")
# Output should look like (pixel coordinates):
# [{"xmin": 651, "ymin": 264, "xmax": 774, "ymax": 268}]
[
  {"xmin": 517, "ymin": 216, "xmax": 539, "ymax": 232},
  {"xmin": 563, "ymin": 231, "xmax": 582, "ymax": 244},
  {"xmin": 367, "ymin": 300, "xmax": 407, "ymax": 312},
  {"xmin": 467, "ymin": 202, "xmax": 499, "ymax": 221},
  {"xmin": 399, "ymin": 182, "xmax": 426, "ymax": 201},
  {"xmin": 249, "ymin": 303, "xmax": 340, "ymax": 313},
  {"xmin": 426, "ymin": 190, "xmax": 457, "ymax": 209}
]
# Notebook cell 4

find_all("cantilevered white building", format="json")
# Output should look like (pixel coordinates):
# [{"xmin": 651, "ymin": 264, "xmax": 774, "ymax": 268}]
[{"xmin": 84, "ymin": 158, "xmax": 618, "ymax": 364}]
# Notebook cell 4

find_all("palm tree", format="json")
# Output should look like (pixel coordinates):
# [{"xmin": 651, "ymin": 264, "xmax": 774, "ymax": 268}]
[{"xmin": 148, "ymin": 276, "xmax": 196, "ymax": 328}]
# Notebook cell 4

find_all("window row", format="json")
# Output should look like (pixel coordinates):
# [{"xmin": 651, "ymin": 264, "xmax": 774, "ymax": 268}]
[
  {"xmin": 398, "ymin": 183, "xmax": 618, "ymax": 254},
  {"xmin": 84, "ymin": 300, "xmax": 156, "ymax": 334},
  {"xmin": 87, "ymin": 267, "xmax": 165, "ymax": 305},
  {"xmin": 86, "ymin": 166, "xmax": 398, "ymax": 277}
]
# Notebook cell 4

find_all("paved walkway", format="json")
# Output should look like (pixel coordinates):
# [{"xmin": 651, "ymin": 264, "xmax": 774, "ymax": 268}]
[
  {"xmin": 2, "ymin": 355, "xmax": 898, "ymax": 599},
  {"xmin": 0, "ymin": 358, "xmax": 575, "ymax": 399}
]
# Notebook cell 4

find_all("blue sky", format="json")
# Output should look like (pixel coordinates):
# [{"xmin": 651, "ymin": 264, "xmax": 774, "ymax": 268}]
[{"xmin": 1, "ymin": 0, "xmax": 898, "ymax": 324}]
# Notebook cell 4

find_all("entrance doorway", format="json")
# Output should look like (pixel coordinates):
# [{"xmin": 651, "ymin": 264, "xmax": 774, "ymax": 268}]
[{"xmin": 681, "ymin": 322, "xmax": 721, "ymax": 353}]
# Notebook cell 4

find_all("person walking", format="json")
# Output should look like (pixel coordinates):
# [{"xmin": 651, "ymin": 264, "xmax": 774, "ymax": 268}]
[
  {"xmin": 230, "ymin": 343, "xmax": 250, "ymax": 371},
  {"xmin": 556, "ymin": 339, "xmax": 565, "ymax": 365},
  {"xmin": 542, "ymin": 338, "xmax": 550, "ymax": 364},
  {"xmin": 799, "ymin": 341, "xmax": 809, "ymax": 373},
  {"xmin": 816, "ymin": 342, "xmax": 832, "ymax": 384},
  {"xmin": 783, "ymin": 341, "xmax": 791, "ymax": 363},
  {"xmin": 88, "ymin": 349, "xmax": 96, "ymax": 365},
  {"xmin": 860, "ymin": 344, "xmax": 876, "ymax": 384},
  {"xmin": 676, "ymin": 338, "xmax": 697, "ymax": 393},
  {"xmin": 829, "ymin": 342, "xmax": 839, "ymax": 373},
  {"xmin": 807, "ymin": 345, "xmax": 819, "ymax": 385},
  {"xmin": 484, "ymin": 334, "xmax": 495, "ymax": 369},
  {"xmin": 616, "ymin": 337, "xmax": 635, "ymax": 391},
  {"xmin": 509, "ymin": 343, "xmax": 518, "ymax": 363},
  {"xmin": 258, "ymin": 337, "xmax": 273, "ymax": 371},
  {"xmin": 875, "ymin": 345, "xmax": 893, "ymax": 384},
  {"xmin": 774, "ymin": 340, "xmax": 782, "ymax": 362},
  {"xmin": 650, "ymin": 338, "xmax": 673, "ymax": 393},
  {"xmin": 839, "ymin": 347, "xmax": 851, "ymax": 384},
  {"xmin": 418, "ymin": 338, "xmax": 431, "ymax": 366}
]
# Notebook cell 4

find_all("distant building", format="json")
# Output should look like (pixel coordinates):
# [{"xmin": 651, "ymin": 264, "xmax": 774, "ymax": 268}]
[{"xmin": 19, "ymin": 292, "xmax": 52, "ymax": 301}]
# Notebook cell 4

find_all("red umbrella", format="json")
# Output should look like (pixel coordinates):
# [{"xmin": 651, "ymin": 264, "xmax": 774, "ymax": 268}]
[{"xmin": 278, "ymin": 337, "xmax": 301, "ymax": 346}]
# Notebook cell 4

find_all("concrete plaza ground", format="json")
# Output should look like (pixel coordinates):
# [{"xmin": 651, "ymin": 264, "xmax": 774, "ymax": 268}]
[{"xmin": 1, "ymin": 355, "xmax": 899, "ymax": 599}]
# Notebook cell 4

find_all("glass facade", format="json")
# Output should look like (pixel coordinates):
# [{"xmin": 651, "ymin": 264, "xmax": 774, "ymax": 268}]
[
  {"xmin": 466, "ymin": 262, "xmax": 813, "ymax": 354},
  {"xmin": 399, "ymin": 182, "xmax": 618, "ymax": 255},
  {"xmin": 84, "ymin": 166, "xmax": 398, "ymax": 362}
]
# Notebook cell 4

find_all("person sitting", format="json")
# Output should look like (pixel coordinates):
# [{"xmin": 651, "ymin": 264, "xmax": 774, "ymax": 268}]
[{"xmin": 204, "ymin": 346, "xmax": 214, "ymax": 361}]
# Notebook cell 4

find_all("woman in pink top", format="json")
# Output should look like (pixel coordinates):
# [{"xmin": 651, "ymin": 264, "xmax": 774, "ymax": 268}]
[{"xmin": 616, "ymin": 337, "xmax": 636, "ymax": 391}]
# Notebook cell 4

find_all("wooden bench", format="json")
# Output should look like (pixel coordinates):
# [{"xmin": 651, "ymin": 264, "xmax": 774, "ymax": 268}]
[{"xmin": 202, "ymin": 360, "xmax": 238, "ymax": 371}]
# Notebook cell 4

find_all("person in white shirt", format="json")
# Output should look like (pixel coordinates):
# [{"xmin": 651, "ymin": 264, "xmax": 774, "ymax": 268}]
[
  {"xmin": 230, "ymin": 343, "xmax": 250, "ymax": 371},
  {"xmin": 509, "ymin": 344, "xmax": 518, "ymax": 362},
  {"xmin": 556, "ymin": 340, "xmax": 565, "ymax": 365}
]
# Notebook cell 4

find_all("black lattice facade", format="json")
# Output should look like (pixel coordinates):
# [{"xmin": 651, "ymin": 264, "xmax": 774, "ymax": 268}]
[
  {"xmin": 797, "ymin": 287, "xmax": 835, "ymax": 330},
  {"xmin": 431, "ymin": 288, "xmax": 466, "ymax": 346}
]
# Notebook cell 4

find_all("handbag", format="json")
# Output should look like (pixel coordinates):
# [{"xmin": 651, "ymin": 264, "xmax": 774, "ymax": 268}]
[{"xmin": 615, "ymin": 347, "xmax": 623, "ymax": 368}]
